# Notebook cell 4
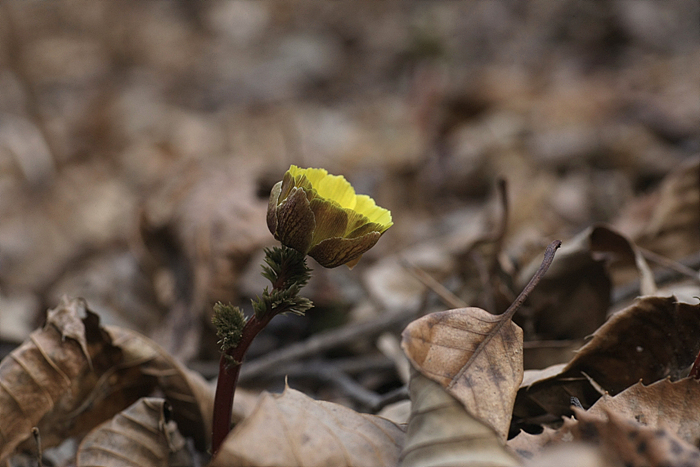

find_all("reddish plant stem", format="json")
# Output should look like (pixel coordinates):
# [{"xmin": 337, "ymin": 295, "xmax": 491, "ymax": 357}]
[
  {"xmin": 211, "ymin": 313, "xmax": 274, "ymax": 456},
  {"xmin": 211, "ymin": 249, "xmax": 303, "ymax": 456}
]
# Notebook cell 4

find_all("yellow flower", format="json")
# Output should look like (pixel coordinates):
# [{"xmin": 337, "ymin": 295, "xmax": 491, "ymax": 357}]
[{"xmin": 267, "ymin": 165, "xmax": 393, "ymax": 268}]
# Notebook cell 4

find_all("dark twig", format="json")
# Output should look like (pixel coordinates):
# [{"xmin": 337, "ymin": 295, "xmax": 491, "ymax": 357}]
[
  {"xmin": 240, "ymin": 310, "xmax": 417, "ymax": 383},
  {"xmin": 400, "ymin": 258, "xmax": 467, "ymax": 309},
  {"xmin": 32, "ymin": 427, "xmax": 42, "ymax": 467},
  {"xmin": 371, "ymin": 385, "xmax": 410, "ymax": 413},
  {"xmin": 448, "ymin": 240, "xmax": 561, "ymax": 388},
  {"xmin": 612, "ymin": 250, "xmax": 700, "ymax": 304},
  {"xmin": 639, "ymin": 247, "xmax": 700, "ymax": 283},
  {"xmin": 469, "ymin": 249, "xmax": 497, "ymax": 313}
]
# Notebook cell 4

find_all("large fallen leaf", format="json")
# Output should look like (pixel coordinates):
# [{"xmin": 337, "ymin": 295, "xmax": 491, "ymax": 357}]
[
  {"xmin": 0, "ymin": 296, "xmax": 122, "ymax": 462},
  {"xmin": 514, "ymin": 406, "xmax": 700, "ymax": 466},
  {"xmin": 77, "ymin": 397, "xmax": 190, "ymax": 467},
  {"xmin": 105, "ymin": 326, "xmax": 214, "ymax": 450},
  {"xmin": 401, "ymin": 307, "xmax": 523, "ymax": 440},
  {"xmin": 589, "ymin": 377, "xmax": 700, "ymax": 446},
  {"xmin": 211, "ymin": 386, "xmax": 405, "ymax": 467},
  {"xmin": 514, "ymin": 295, "xmax": 700, "ymax": 423},
  {"xmin": 401, "ymin": 370, "xmax": 518, "ymax": 467},
  {"xmin": 565, "ymin": 407, "xmax": 700, "ymax": 467},
  {"xmin": 0, "ymin": 296, "xmax": 216, "ymax": 463}
]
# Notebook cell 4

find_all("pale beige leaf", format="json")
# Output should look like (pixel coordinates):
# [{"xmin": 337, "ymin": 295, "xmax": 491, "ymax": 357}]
[
  {"xmin": 0, "ymin": 296, "xmax": 120, "ymax": 462},
  {"xmin": 105, "ymin": 326, "xmax": 214, "ymax": 450},
  {"xmin": 401, "ymin": 308, "xmax": 523, "ymax": 440},
  {"xmin": 507, "ymin": 426, "xmax": 560, "ymax": 461},
  {"xmin": 77, "ymin": 397, "xmax": 190, "ymax": 467},
  {"xmin": 589, "ymin": 378, "xmax": 700, "ymax": 446},
  {"xmin": 211, "ymin": 386, "xmax": 405, "ymax": 467},
  {"xmin": 401, "ymin": 370, "xmax": 518, "ymax": 467},
  {"xmin": 521, "ymin": 443, "xmax": 615, "ymax": 467}
]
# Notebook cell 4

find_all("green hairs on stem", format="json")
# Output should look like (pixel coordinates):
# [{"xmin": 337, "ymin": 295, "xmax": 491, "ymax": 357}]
[
  {"xmin": 261, "ymin": 246, "xmax": 311, "ymax": 290},
  {"xmin": 254, "ymin": 246, "xmax": 313, "ymax": 319},
  {"xmin": 212, "ymin": 302, "xmax": 246, "ymax": 353}
]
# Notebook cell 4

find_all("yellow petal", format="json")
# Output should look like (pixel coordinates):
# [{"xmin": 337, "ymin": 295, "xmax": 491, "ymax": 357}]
[{"xmin": 353, "ymin": 195, "xmax": 393, "ymax": 229}]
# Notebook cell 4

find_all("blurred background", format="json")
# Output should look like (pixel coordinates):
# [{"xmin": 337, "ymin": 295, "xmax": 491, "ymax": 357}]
[{"xmin": 0, "ymin": 0, "xmax": 698, "ymax": 391}]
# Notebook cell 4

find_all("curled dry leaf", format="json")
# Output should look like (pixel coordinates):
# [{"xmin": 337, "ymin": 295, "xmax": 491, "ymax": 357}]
[
  {"xmin": 515, "ymin": 224, "xmax": 655, "ymax": 340},
  {"xmin": 514, "ymin": 295, "xmax": 700, "ymax": 423},
  {"xmin": 0, "ymin": 296, "xmax": 121, "ymax": 462},
  {"xmin": 211, "ymin": 386, "xmax": 404, "ymax": 467},
  {"xmin": 0, "ymin": 296, "xmax": 215, "ymax": 463},
  {"xmin": 77, "ymin": 397, "xmax": 190, "ymax": 467},
  {"xmin": 105, "ymin": 326, "xmax": 214, "ymax": 450},
  {"xmin": 401, "ymin": 370, "xmax": 518, "ymax": 467},
  {"xmin": 589, "ymin": 377, "xmax": 700, "ymax": 447},
  {"xmin": 401, "ymin": 307, "xmax": 523, "ymax": 440}
]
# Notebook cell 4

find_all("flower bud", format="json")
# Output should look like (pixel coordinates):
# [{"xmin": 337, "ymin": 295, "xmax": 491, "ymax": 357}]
[{"xmin": 267, "ymin": 165, "xmax": 393, "ymax": 268}]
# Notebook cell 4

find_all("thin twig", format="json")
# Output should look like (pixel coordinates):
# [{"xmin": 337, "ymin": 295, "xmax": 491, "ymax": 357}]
[
  {"xmin": 239, "ymin": 310, "xmax": 416, "ymax": 383},
  {"xmin": 639, "ymin": 247, "xmax": 700, "ymax": 283},
  {"xmin": 448, "ymin": 240, "xmax": 561, "ymax": 388},
  {"xmin": 612, "ymin": 250, "xmax": 700, "ymax": 304},
  {"xmin": 32, "ymin": 427, "xmax": 42, "ymax": 467},
  {"xmin": 371, "ymin": 385, "xmax": 410, "ymax": 413},
  {"xmin": 469, "ymin": 249, "xmax": 496, "ymax": 313},
  {"xmin": 400, "ymin": 259, "xmax": 467, "ymax": 309},
  {"xmin": 490, "ymin": 177, "xmax": 509, "ymax": 276}
]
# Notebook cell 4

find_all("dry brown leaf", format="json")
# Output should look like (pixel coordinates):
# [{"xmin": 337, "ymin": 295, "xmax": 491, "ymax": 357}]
[
  {"xmin": 77, "ymin": 397, "xmax": 190, "ymax": 467},
  {"xmin": 586, "ymin": 224, "xmax": 656, "ymax": 295},
  {"xmin": 617, "ymin": 156, "xmax": 700, "ymax": 260},
  {"xmin": 507, "ymin": 426, "xmax": 560, "ymax": 461},
  {"xmin": 514, "ymin": 295, "xmax": 700, "ymax": 423},
  {"xmin": 589, "ymin": 377, "xmax": 700, "ymax": 446},
  {"xmin": 566, "ymin": 407, "xmax": 700, "ymax": 467},
  {"xmin": 515, "ymin": 406, "xmax": 700, "ymax": 466},
  {"xmin": 139, "ymin": 158, "xmax": 271, "ymax": 360},
  {"xmin": 211, "ymin": 385, "xmax": 405, "ymax": 467},
  {"xmin": 0, "ymin": 296, "xmax": 215, "ymax": 463},
  {"xmin": 515, "ymin": 224, "xmax": 654, "ymax": 341},
  {"xmin": 401, "ymin": 307, "xmax": 523, "ymax": 440},
  {"xmin": 401, "ymin": 370, "xmax": 519, "ymax": 467},
  {"xmin": 522, "ymin": 442, "xmax": 615, "ymax": 467},
  {"xmin": 0, "ymin": 296, "xmax": 121, "ymax": 462},
  {"xmin": 105, "ymin": 326, "xmax": 214, "ymax": 450}
]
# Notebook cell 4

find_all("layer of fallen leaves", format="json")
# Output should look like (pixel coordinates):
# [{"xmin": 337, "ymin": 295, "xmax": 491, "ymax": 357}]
[
  {"xmin": 0, "ymin": 2, "xmax": 699, "ymax": 465},
  {"xmin": 2, "ymin": 291, "xmax": 700, "ymax": 465}
]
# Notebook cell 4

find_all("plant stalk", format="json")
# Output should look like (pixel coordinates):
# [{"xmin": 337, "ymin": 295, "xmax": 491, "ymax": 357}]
[{"xmin": 211, "ymin": 313, "xmax": 273, "ymax": 456}]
